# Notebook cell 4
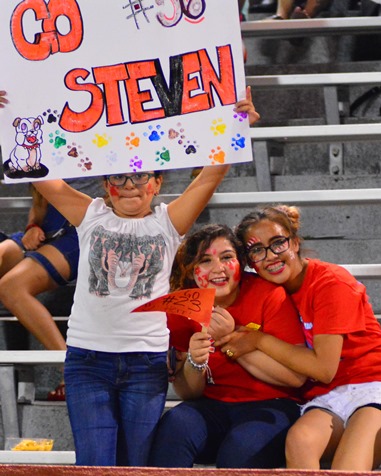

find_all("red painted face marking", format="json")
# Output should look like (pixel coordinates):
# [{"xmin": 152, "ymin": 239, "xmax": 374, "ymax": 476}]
[
  {"xmin": 194, "ymin": 265, "xmax": 209, "ymax": 288},
  {"xmin": 191, "ymin": 237, "xmax": 242, "ymax": 307},
  {"xmin": 227, "ymin": 258, "xmax": 240, "ymax": 282},
  {"xmin": 205, "ymin": 246, "xmax": 218, "ymax": 256},
  {"xmin": 109, "ymin": 185, "xmax": 119, "ymax": 197},
  {"xmin": 246, "ymin": 236, "xmax": 260, "ymax": 249}
]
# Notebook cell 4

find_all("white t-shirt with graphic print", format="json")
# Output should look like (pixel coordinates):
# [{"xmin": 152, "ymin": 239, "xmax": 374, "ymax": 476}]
[{"xmin": 66, "ymin": 198, "xmax": 182, "ymax": 353}]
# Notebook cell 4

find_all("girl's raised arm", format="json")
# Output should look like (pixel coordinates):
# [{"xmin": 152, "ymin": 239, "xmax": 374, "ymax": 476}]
[
  {"xmin": 168, "ymin": 87, "xmax": 259, "ymax": 236},
  {"xmin": 33, "ymin": 179, "xmax": 92, "ymax": 227},
  {"xmin": 167, "ymin": 164, "xmax": 230, "ymax": 236}
]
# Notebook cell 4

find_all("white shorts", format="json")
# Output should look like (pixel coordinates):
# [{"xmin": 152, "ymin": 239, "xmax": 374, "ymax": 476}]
[{"xmin": 300, "ymin": 381, "xmax": 381, "ymax": 427}]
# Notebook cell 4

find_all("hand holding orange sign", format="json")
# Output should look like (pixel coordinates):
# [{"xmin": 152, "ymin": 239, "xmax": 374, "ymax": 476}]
[{"xmin": 132, "ymin": 288, "xmax": 215, "ymax": 328}]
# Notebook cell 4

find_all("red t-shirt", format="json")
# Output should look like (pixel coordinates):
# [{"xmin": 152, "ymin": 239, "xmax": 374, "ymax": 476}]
[
  {"xmin": 167, "ymin": 272, "xmax": 305, "ymax": 403},
  {"xmin": 292, "ymin": 259, "xmax": 381, "ymax": 400}
]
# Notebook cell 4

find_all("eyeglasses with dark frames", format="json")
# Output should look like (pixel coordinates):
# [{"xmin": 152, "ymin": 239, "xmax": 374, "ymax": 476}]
[
  {"xmin": 247, "ymin": 236, "xmax": 290, "ymax": 263},
  {"xmin": 107, "ymin": 173, "xmax": 155, "ymax": 187}
]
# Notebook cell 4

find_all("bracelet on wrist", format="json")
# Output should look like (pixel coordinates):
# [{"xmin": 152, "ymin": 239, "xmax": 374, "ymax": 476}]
[
  {"xmin": 24, "ymin": 224, "xmax": 41, "ymax": 233},
  {"xmin": 186, "ymin": 350, "xmax": 208, "ymax": 372}
]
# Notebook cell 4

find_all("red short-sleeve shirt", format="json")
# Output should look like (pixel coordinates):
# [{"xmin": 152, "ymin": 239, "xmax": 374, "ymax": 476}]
[
  {"xmin": 167, "ymin": 272, "xmax": 305, "ymax": 403},
  {"xmin": 292, "ymin": 259, "xmax": 381, "ymax": 400}
]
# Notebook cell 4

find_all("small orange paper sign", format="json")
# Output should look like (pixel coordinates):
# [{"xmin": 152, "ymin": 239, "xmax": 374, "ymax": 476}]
[{"xmin": 132, "ymin": 288, "xmax": 216, "ymax": 328}]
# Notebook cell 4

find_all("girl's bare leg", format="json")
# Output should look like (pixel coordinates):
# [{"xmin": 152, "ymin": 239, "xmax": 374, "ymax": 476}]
[
  {"xmin": 0, "ymin": 244, "xmax": 69, "ymax": 350},
  {"xmin": 0, "ymin": 239, "xmax": 25, "ymax": 277},
  {"xmin": 276, "ymin": 0, "xmax": 295, "ymax": 18},
  {"xmin": 304, "ymin": 0, "xmax": 332, "ymax": 17},
  {"xmin": 332, "ymin": 406, "xmax": 381, "ymax": 470},
  {"xmin": 286, "ymin": 408, "xmax": 344, "ymax": 469}
]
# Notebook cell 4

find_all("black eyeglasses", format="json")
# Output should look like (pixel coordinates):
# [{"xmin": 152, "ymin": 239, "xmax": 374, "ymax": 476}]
[
  {"xmin": 247, "ymin": 236, "xmax": 290, "ymax": 263},
  {"xmin": 107, "ymin": 173, "xmax": 155, "ymax": 187}
]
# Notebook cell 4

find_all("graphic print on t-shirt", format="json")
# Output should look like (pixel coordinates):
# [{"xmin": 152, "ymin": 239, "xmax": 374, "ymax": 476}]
[
  {"xmin": 88, "ymin": 225, "xmax": 166, "ymax": 298},
  {"xmin": 299, "ymin": 314, "xmax": 313, "ymax": 349}
]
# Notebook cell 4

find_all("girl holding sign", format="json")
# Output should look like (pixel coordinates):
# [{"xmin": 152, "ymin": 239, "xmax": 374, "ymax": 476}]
[
  {"xmin": 32, "ymin": 88, "xmax": 259, "ymax": 467},
  {"xmin": 149, "ymin": 224, "xmax": 306, "ymax": 468}
]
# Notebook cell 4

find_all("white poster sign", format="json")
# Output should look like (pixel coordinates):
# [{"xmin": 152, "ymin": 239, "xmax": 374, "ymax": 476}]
[{"xmin": 0, "ymin": 0, "xmax": 252, "ymax": 183}]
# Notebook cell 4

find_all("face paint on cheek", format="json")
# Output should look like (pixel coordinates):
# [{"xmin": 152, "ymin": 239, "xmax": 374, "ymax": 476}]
[
  {"xmin": 232, "ymin": 261, "xmax": 241, "ymax": 282},
  {"xmin": 109, "ymin": 186, "xmax": 119, "ymax": 197},
  {"xmin": 227, "ymin": 259, "xmax": 241, "ymax": 282},
  {"xmin": 146, "ymin": 183, "xmax": 154, "ymax": 195},
  {"xmin": 194, "ymin": 266, "xmax": 209, "ymax": 288}
]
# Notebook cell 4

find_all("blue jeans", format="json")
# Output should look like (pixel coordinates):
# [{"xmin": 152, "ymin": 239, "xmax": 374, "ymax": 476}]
[
  {"xmin": 149, "ymin": 397, "xmax": 300, "ymax": 468},
  {"xmin": 64, "ymin": 346, "xmax": 168, "ymax": 466}
]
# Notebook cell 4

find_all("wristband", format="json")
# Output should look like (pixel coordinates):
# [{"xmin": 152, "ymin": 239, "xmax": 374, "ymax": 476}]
[
  {"xmin": 24, "ymin": 224, "xmax": 41, "ymax": 233},
  {"xmin": 186, "ymin": 351, "xmax": 208, "ymax": 372}
]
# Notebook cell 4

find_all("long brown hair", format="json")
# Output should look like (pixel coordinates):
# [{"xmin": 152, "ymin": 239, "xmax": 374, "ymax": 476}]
[{"xmin": 170, "ymin": 224, "xmax": 246, "ymax": 292}]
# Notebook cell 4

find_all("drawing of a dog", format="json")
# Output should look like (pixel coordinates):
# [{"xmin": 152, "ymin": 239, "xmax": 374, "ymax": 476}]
[{"xmin": 9, "ymin": 116, "xmax": 44, "ymax": 172}]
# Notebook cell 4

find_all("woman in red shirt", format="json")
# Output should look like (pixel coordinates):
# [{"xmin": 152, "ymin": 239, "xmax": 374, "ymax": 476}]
[
  {"xmin": 149, "ymin": 223, "xmax": 305, "ymax": 468},
  {"xmin": 218, "ymin": 205, "xmax": 381, "ymax": 470}
]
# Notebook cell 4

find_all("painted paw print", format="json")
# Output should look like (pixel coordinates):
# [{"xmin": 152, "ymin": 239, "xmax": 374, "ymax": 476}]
[
  {"xmin": 77, "ymin": 157, "xmax": 93, "ymax": 172},
  {"xmin": 183, "ymin": 140, "xmax": 199, "ymax": 155},
  {"xmin": 233, "ymin": 111, "xmax": 248, "ymax": 122},
  {"xmin": 43, "ymin": 109, "xmax": 60, "ymax": 124},
  {"xmin": 106, "ymin": 150, "xmax": 118, "ymax": 166},
  {"xmin": 168, "ymin": 128, "xmax": 179, "ymax": 140},
  {"xmin": 144, "ymin": 125, "xmax": 165, "ymax": 142},
  {"xmin": 67, "ymin": 143, "xmax": 83, "ymax": 158},
  {"xmin": 231, "ymin": 134, "xmax": 246, "ymax": 150},
  {"xmin": 209, "ymin": 146, "xmax": 225, "ymax": 165},
  {"xmin": 210, "ymin": 118, "xmax": 226, "ymax": 136},
  {"xmin": 51, "ymin": 151, "xmax": 64, "ymax": 166},
  {"xmin": 125, "ymin": 132, "xmax": 140, "ymax": 149},
  {"xmin": 49, "ymin": 131, "xmax": 66, "ymax": 149},
  {"xmin": 168, "ymin": 123, "xmax": 185, "ymax": 144},
  {"xmin": 129, "ymin": 156, "xmax": 143, "ymax": 172},
  {"xmin": 92, "ymin": 133, "xmax": 111, "ymax": 147},
  {"xmin": 155, "ymin": 147, "xmax": 171, "ymax": 166}
]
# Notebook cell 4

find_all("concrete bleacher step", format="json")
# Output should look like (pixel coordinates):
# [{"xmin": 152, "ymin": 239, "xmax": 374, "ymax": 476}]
[
  {"xmin": 246, "ymin": 59, "xmax": 381, "ymax": 76},
  {"xmin": 0, "ymin": 382, "xmax": 180, "ymax": 456},
  {"xmin": 0, "ymin": 450, "xmax": 75, "ymax": 465},
  {"xmin": 0, "ymin": 400, "xmax": 73, "ymax": 452},
  {"xmin": 251, "ymin": 123, "xmax": 381, "ymax": 142},
  {"xmin": 241, "ymin": 16, "xmax": 381, "ymax": 39},
  {"xmin": 246, "ymin": 71, "xmax": 381, "ymax": 88}
]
